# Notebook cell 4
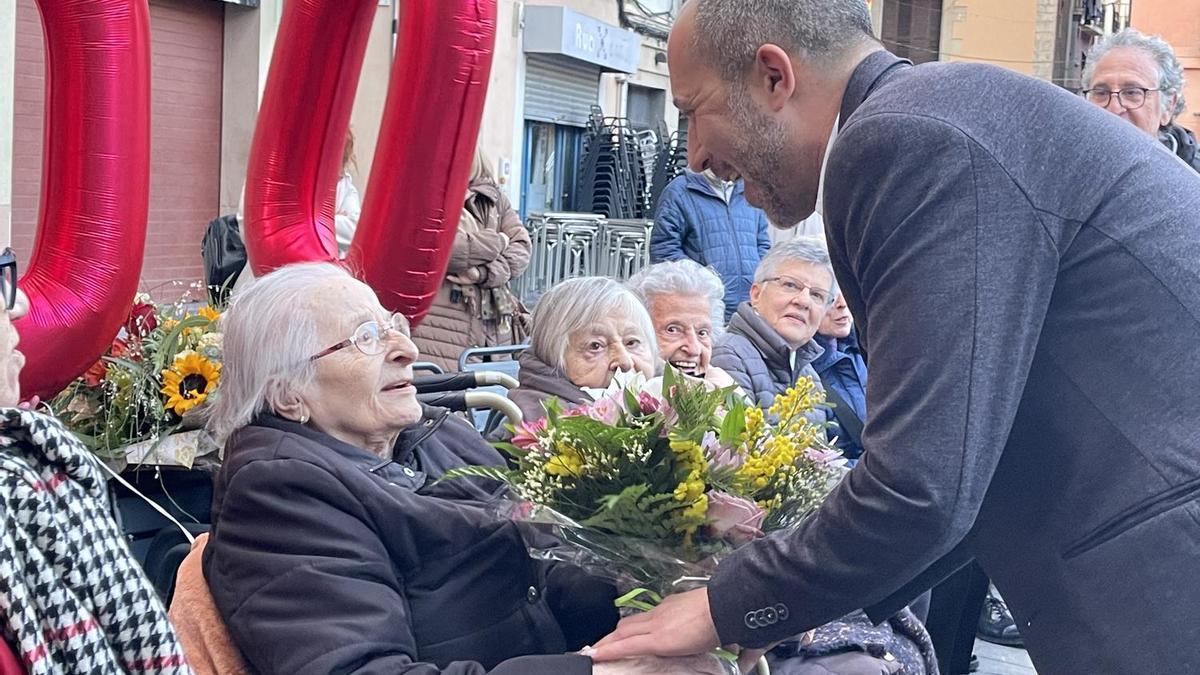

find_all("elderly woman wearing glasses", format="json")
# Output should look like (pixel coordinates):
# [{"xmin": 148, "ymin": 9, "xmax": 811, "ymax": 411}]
[
  {"xmin": 202, "ymin": 262, "xmax": 723, "ymax": 675},
  {"xmin": 507, "ymin": 277, "xmax": 657, "ymax": 425},
  {"xmin": 711, "ymin": 238, "xmax": 835, "ymax": 415}
]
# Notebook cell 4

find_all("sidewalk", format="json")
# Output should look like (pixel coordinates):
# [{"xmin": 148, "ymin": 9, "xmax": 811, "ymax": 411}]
[{"xmin": 974, "ymin": 639, "xmax": 1036, "ymax": 674}]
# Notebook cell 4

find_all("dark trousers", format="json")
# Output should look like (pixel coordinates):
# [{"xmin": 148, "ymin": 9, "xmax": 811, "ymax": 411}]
[{"xmin": 924, "ymin": 561, "xmax": 989, "ymax": 675}]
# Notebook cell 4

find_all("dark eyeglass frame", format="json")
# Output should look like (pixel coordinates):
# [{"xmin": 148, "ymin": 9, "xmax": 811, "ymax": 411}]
[
  {"xmin": 1082, "ymin": 86, "xmax": 1162, "ymax": 111},
  {"xmin": 310, "ymin": 312, "xmax": 410, "ymax": 361},
  {"xmin": 762, "ymin": 275, "xmax": 835, "ymax": 307},
  {"xmin": 0, "ymin": 248, "xmax": 17, "ymax": 312}
]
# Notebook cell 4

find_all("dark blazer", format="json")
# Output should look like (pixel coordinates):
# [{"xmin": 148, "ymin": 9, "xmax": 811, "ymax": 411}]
[
  {"xmin": 203, "ymin": 407, "xmax": 615, "ymax": 675},
  {"xmin": 707, "ymin": 50, "xmax": 1200, "ymax": 674}
]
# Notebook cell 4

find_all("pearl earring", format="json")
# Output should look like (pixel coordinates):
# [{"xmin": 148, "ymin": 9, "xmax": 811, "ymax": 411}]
[{"xmin": 300, "ymin": 413, "xmax": 309, "ymax": 424}]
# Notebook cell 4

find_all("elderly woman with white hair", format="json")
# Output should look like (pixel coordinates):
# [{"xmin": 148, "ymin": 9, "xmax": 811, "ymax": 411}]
[
  {"xmin": 202, "ymin": 262, "xmax": 723, "ymax": 675},
  {"xmin": 507, "ymin": 277, "xmax": 658, "ymax": 424},
  {"xmin": 626, "ymin": 259, "xmax": 736, "ymax": 388},
  {"xmin": 710, "ymin": 237, "xmax": 835, "ymax": 415}
]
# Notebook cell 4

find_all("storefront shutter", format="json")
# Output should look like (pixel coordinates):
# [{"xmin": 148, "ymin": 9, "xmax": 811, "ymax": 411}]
[{"xmin": 524, "ymin": 55, "xmax": 601, "ymax": 127}]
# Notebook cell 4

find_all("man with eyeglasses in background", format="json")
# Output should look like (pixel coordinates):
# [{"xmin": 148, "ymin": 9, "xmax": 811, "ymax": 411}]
[{"xmin": 1083, "ymin": 28, "xmax": 1200, "ymax": 173}]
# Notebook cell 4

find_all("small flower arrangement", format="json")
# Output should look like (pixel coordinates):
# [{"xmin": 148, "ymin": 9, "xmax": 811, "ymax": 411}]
[
  {"xmin": 448, "ymin": 368, "xmax": 846, "ymax": 595},
  {"xmin": 51, "ymin": 294, "xmax": 224, "ymax": 461}
]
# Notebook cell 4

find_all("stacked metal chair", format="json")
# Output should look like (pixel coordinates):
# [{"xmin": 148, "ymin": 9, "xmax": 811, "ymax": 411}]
[
  {"xmin": 513, "ymin": 114, "xmax": 687, "ymax": 307},
  {"xmin": 576, "ymin": 106, "xmax": 651, "ymax": 219},
  {"xmin": 513, "ymin": 212, "xmax": 604, "ymax": 305},
  {"xmin": 597, "ymin": 218, "xmax": 654, "ymax": 280},
  {"xmin": 648, "ymin": 120, "xmax": 689, "ymax": 215}
]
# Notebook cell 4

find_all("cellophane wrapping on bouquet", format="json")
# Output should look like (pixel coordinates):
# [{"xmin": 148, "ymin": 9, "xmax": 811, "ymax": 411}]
[{"xmin": 448, "ymin": 368, "xmax": 849, "ymax": 598}]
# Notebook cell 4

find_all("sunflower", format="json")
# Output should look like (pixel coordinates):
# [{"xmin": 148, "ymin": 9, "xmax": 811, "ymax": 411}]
[
  {"xmin": 197, "ymin": 305, "xmax": 221, "ymax": 323},
  {"xmin": 161, "ymin": 350, "xmax": 221, "ymax": 415}
]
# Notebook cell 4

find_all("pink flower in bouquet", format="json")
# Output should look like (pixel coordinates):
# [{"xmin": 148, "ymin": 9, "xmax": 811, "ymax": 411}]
[
  {"xmin": 511, "ymin": 418, "xmax": 547, "ymax": 450},
  {"xmin": 585, "ymin": 396, "xmax": 621, "ymax": 426},
  {"xmin": 806, "ymin": 446, "xmax": 848, "ymax": 468},
  {"xmin": 706, "ymin": 490, "xmax": 766, "ymax": 546},
  {"xmin": 636, "ymin": 390, "xmax": 663, "ymax": 415},
  {"xmin": 703, "ymin": 430, "xmax": 744, "ymax": 470},
  {"xmin": 561, "ymin": 404, "xmax": 587, "ymax": 418}
]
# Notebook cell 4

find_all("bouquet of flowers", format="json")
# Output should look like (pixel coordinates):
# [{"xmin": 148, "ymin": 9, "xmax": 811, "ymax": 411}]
[
  {"xmin": 449, "ymin": 368, "xmax": 847, "ymax": 597},
  {"xmin": 51, "ymin": 293, "xmax": 224, "ymax": 463}
]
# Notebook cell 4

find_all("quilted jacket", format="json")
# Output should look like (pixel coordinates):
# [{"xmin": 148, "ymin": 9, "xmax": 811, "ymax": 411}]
[{"xmin": 649, "ymin": 172, "xmax": 770, "ymax": 320}]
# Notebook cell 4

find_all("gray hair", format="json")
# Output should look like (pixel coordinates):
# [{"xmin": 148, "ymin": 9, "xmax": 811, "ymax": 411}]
[
  {"xmin": 626, "ymin": 260, "xmax": 726, "ymax": 336},
  {"xmin": 755, "ymin": 236, "xmax": 839, "ymax": 299},
  {"xmin": 206, "ymin": 262, "xmax": 351, "ymax": 441},
  {"xmin": 1083, "ymin": 28, "xmax": 1186, "ymax": 120},
  {"xmin": 692, "ymin": 0, "xmax": 874, "ymax": 80},
  {"xmin": 530, "ymin": 276, "xmax": 659, "ymax": 374}
]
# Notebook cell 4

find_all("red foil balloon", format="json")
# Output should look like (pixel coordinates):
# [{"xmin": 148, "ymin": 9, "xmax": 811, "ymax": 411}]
[
  {"xmin": 16, "ymin": 0, "xmax": 152, "ymax": 401},
  {"xmin": 243, "ymin": 0, "xmax": 497, "ymax": 325},
  {"xmin": 350, "ymin": 0, "xmax": 497, "ymax": 321}
]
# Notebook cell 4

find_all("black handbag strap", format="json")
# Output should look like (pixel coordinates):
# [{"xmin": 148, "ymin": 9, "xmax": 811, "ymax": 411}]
[{"xmin": 820, "ymin": 379, "xmax": 864, "ymax": 452}]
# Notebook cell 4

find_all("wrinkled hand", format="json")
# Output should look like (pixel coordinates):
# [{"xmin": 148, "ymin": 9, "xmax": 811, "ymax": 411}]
[
  {"xmin": 703, "ymin": 364, "xmax": 738, "ymax": 390},
  {"xmin": 589, "ymin": 654, "xmax": 727, "ymax": 675},
  {"xmin": 590, "ymin": 588, "xmax": 721, "ymax": 662},
  {"xmin": 737, "ymin": 649, "xmax": 769, "ymax": 675}
]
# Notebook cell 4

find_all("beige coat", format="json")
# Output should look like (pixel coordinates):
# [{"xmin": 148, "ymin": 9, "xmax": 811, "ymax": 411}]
[{"xmin": 411, "ymin": 180, "xmax": 531, "ymax": 371}]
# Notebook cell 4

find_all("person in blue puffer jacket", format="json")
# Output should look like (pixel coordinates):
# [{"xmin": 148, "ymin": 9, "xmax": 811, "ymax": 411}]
[{"xmin": 650, "ymin": 169, "xmax": 771, "ymax": 320}]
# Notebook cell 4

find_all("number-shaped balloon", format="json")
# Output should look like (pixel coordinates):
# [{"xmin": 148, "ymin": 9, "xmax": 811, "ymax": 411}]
[
  {"xmin": 17, "ymin": 0, "xmax": 152, "ymax": 401},
  {"xmin": 242, "ymin": 0, "xmax": 497, "ymax": 324}
]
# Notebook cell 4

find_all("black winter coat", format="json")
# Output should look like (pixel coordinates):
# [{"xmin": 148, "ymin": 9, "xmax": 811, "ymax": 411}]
[
  {"xmin": 1160, "ymin": 122, "xmax": 1200, "ymax": 173},
  {"xmin": 203, "ymin": 407, "xmax": 616, "ymax": 675}
]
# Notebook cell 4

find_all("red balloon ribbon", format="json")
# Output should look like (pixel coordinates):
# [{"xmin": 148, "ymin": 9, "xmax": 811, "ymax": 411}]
[
  {"xmin": 243, "ymin": 0, "xmax": 497, "ymax": 325},
  {"xmin": 17, "ymin": 0, "xmax": 152, "ymax": 401}
]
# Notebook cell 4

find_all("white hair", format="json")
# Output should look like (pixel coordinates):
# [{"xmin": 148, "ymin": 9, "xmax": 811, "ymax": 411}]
[
  {"xmin": 626, "ymin": 260, "xmax": 726, "ymax": 336},
  {"xmin": 692, "ymin": 0, "xmax": 875, "ymax": 80},
  {"xmin": 1083, "ymin": 28, "xmax": 1187, "ymax": 120},
  {"xmin": 206, "ymin": 262, "xmax": 353, "ymax": 441},
  {"xmin": 755, "ymin": 236, "xmax": 839, "ymax": 300},
  {"xmin": 530, "ymin": 277, "xmax": 659, "ymax": 374}
]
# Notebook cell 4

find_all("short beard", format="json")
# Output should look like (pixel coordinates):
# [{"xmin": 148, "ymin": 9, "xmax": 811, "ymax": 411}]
[{"xmin": 727, "ymin": 85, "xmax": 815, "ymax": 226}]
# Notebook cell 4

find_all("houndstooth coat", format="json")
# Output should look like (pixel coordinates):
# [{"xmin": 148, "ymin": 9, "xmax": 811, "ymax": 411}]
[{"xmin": 0, "ymin": 408, "xmax": 191, "ymax": 674}]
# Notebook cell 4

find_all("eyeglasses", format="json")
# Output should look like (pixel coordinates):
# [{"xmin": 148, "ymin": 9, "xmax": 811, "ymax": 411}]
[
  {"xmin": 0, "ymin": 248, "xmax": 17, "ymax": 312},
  {"xmin": 762, "ymin": 276, "xmax": 834, "ymax": 307},
  {"xmin": 310, "ymin": 312, "xmax": 410, "ymax": 361},
  {"xmin": 1083, "ymin": 87, "xmax": 1162, "ymax": 111}
]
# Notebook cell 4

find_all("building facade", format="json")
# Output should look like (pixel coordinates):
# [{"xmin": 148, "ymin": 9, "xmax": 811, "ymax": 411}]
[
  {"xmin": 0, "ymin": 0, "xmax": 678, "ymax": 295},
  {"xmin": 480, "ymin": 0, "xmax": 678, "ymax": 216},
  {"xmin": 1, "ymin": 0, "xmax": 397, "ymax": 298},
  {"xmin": 875, "ymin": 0, "xmax": 1130, "ymax": 90},
  {"xmin": 1131, "ymin": 0, "xmax": 1200, "ymax": 133}
]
